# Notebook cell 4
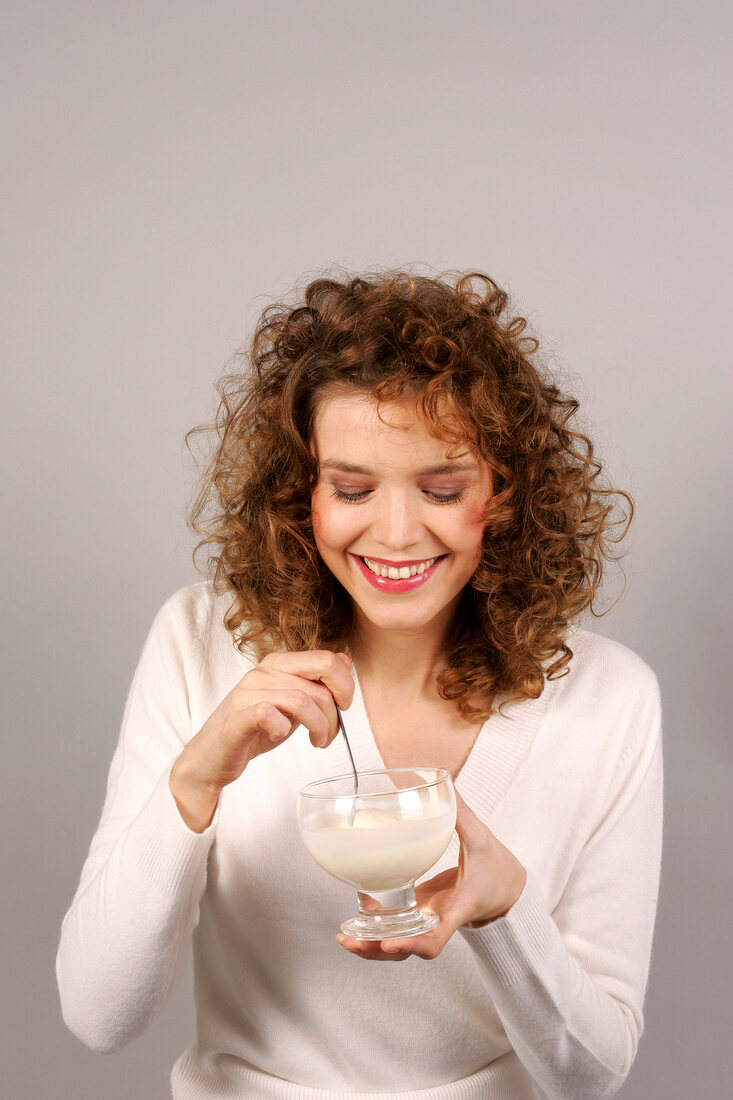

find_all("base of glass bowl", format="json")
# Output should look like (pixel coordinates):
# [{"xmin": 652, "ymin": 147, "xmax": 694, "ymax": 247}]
[{"xmin": 340, "ymin": 885, "xmax": 440, "ymax": 940}]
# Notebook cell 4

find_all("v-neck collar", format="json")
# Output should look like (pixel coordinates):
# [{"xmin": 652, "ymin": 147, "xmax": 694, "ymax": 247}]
[{"xmin": 341, "ymin": 661, "xmax": 551, "ymax": 820}]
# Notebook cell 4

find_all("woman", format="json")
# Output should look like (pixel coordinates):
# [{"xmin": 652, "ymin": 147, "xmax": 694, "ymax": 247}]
[{"xmin": 56, "ymin": 270, "xmax": 663, "ymax": 1099}]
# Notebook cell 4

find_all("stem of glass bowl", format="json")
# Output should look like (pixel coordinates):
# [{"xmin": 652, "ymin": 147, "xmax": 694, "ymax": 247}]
[{"xmin": 340, "ymin": 884, "xmax": 440, "ymax": 940}]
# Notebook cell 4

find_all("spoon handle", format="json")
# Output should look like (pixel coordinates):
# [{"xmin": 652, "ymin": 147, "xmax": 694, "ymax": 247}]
[{"xmin": 335, "ymin": 702, "xmax": 359, "ymax": 797}]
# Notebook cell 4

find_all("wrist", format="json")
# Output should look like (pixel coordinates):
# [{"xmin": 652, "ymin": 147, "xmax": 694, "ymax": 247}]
[
  {"xmin": 169, "ymin": 754, "xmax": 221, "ymax": 834},
  {"xmin": 465, "ymin": 864, "xmax": 527, "ymax": 928}
]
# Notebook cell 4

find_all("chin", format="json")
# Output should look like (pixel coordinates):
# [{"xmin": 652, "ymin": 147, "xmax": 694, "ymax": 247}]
[{"xmin": 355, "ymin": 600, "xmax": 446, "ymax": 631}]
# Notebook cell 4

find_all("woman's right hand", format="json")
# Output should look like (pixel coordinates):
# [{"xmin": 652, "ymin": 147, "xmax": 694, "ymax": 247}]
[{"xmin": 169, "ymin": 650, "xmax": 354, "ymax": 832}]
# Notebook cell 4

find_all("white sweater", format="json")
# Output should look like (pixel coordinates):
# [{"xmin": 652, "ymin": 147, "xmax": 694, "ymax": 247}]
[{"xmin": 56, "ymin": 582, "xmax": 663, "ymax": 1100}]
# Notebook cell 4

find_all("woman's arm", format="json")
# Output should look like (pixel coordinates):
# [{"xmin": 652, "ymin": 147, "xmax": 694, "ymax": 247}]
[
  {"xmin": 55, "ymin": 592, "xmax": 217, "ymax": 1053},
  {"xmin": 459, "ymin": 683, "xmax": 663, "ymax": 1100},
  {"xmin": 56, "ymin": 586, "xmax": 355, "ymax": 1053},
  {"xmin": 338, "ymin": 672, "xmax": 663, "ymax": 1100}
]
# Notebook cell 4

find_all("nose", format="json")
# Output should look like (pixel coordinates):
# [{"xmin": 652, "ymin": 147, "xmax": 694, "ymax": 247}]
[{"xmin": 371, "ymin": 489, "xmax": 424, "ymax": 551}]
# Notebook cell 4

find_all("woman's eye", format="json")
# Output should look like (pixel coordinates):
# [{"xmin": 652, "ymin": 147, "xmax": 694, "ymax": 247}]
[
  {"xmin": 330, "ymin": 487, "xmax": 465, "ymax": 504},
  {"xmin": 424, "ymin": 490, "xmax": 464, "ymax": 504},
  {"xmin": 331, "ymin": 488, "xmax": 371, "ymax": 503}
]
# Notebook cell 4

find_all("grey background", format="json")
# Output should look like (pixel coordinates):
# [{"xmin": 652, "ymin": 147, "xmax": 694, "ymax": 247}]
[{"xmin": 2, "ymin": 1, "xmax": 731, "ymax": 1098}]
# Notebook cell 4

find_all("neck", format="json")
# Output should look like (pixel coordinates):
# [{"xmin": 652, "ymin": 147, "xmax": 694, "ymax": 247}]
[{"xmin": 349, "ymin": 611, "xmax": 455, "ymax": 705}]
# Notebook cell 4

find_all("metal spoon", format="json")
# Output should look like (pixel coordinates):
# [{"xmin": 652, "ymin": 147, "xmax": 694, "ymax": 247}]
[
  {"xmin": 334, "ymin": 699, "xmax": 358, "ymax": 796},
  {"xmin": 334, "ymin": 702, "xmax": 359, "ymax": 823}
]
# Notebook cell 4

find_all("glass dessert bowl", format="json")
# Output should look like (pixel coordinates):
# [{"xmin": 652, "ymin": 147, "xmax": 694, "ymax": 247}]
[{"xmin": 298, "ymin": 767, "xmax": 456, "ymax": 940}]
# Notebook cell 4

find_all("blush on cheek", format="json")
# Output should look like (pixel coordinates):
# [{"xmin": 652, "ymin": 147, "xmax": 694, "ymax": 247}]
[
  {"xmin": 468, "ymin": 502, "xmax": 491, "ymax": 533},
  {"xmin": 471, "ymin": 486, "xmax": 494, "ymax": 527},
  {"xmin": 310, "ymin": 493, "xmax": 325, "ymax": 531}
]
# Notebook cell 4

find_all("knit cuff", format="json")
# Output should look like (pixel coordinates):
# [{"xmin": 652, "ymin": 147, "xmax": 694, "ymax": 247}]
[
  {"xmin": 125, "ymin": 765, "xmax": 219, "ymax": 900},
  {"xmin": 458, "ymin": 867, "xmax": 555, "ymax": 986}
]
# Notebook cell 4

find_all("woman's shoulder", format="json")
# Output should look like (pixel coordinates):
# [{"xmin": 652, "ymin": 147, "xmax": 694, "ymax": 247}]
[
  {"xmin": 156, "ymin": 579, "xmax": 214, "ymax": 623},
  {"xmin": 151, "ymin": 580, "xmax": 236, "ymax": 654},
  {"xmin": 559, "ymin": 624, "xmax": 660, "ymax": 709},
  {"xmin": 538, "ymin": 627, "xmax": 662, "ymax": 777}
]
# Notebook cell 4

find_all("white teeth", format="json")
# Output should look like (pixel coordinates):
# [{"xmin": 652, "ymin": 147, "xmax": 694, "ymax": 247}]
[{"xmin": 362, "ymin": 556, "xmax": 438, "ymax": 578}]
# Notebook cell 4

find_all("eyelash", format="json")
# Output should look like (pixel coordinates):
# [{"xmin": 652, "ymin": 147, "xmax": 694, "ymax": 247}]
[{"xmin": 330, "ymin": 488, "xmax": 465, "ymax": 505}]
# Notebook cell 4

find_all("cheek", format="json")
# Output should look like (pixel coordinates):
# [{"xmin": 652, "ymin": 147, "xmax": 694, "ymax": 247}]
[
  {"xmin": 469, "ymin": 498, "xmax": 489, "ymax": 527},
  {"xmin": 449, "ymin": 505, "xmax": 488, "ymax": 553},
  {"xmin": 460, "ymin": 491, "xmax": 493, "ymax": 548},
  {"xmin": 440, "ymin": 524, "xmax": 485, "ymax": 575},
  {"xmin": 310, "ymin": 493, "xmax": 352, "ymax": 551},
  {"xmin": 310, "ymin": 493, "xmax": 326, "ymax": 546}
]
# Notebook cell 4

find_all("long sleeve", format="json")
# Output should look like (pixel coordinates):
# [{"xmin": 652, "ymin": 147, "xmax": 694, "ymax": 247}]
[
  {"xmin": 460, "ymin": 674, "xmax": 663, "ymax": 1100},
  {"xmin": 56, "ymin": 593, "xmax": 218, "ymax": 1053}
]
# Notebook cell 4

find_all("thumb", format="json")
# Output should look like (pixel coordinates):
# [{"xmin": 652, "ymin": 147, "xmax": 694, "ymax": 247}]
[
  {"xmin": 453, "ymin": 790, "xmax": 490, "ymax": 846},
  {"xmin": 336, "ymin": 652, "xmax": 352, "ymax": 669}
]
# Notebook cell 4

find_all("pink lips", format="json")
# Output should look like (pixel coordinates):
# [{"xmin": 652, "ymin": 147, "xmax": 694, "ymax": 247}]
[{"xmin": 352, "ymin": 554, "xmax": 445, "ymax": 593}]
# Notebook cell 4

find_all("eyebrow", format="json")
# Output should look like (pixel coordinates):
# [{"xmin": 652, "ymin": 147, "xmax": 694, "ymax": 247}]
[{"xmin": 319, "ymin": 460, "xmax": 477, "ymax": 476}]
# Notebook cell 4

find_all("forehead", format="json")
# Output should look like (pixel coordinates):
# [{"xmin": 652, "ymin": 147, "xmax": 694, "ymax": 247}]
[{"xmin": 312, "ymin": 390, "xmax": 475, "ymax": 465}]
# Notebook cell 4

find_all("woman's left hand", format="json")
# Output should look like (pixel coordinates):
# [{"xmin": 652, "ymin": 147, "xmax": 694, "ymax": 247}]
[{"xmin": 336, "ymin": 791, "xmax": 527, "ymax": 962}]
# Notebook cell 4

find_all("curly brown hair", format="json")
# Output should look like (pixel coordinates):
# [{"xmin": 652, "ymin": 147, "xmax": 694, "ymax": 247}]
[{"xmin": 187, "ymin": 268, "xmax": 632, "ymax": 721}]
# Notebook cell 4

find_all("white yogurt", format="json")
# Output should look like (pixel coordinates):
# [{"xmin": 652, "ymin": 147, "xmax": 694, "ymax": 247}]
[{"xmin": 301, "ymin": 807, "xmax": 455, "ymax": 891}]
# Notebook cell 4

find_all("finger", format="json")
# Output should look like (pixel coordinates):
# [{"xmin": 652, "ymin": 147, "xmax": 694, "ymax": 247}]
[
  {"xmin": 377, "ymin": 922, "xmax": 456, "ymax": 961},
  {"xmin": 336, "ymin": 936, "xmax": 410, "ymax": 961},
  {"xmin": 236, "ymin": 690, "xmax": 331, "ymax": 748},
  {"xmin": 241, "ymin": 668, "xmax": 337, "ymax": 712},
  {"xmin": 274, "ymin": 689, "xmax": 335, "ymax": 747},
  {"xmin": 247, "ymin": 654, "xmax": 355, "ymax": 745},
  {"xmin": 247, "ymin": 701, "xmax": 293, "ymax": 742},
  {"xmin": 240, "ymin": 671, "xmax": 339, "ymax": 740},
  {"xmin": 413, "ymin": 867, "xmax": 459, "ymax": 907},
  {"xmin": 259, "ymin": 651, "xmax": 355, "ymax": 710},
  {"xmin": 379, "ymin": 891, "xmax": 476, "ymax": 959},
  {"xmin": 275, "ymin": 682, "xmax": 342, "ymax": 748}
]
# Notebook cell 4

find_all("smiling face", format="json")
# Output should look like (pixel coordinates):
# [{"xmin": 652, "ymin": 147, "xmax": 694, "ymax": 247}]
[{"xmin": 310, "ymin": 389, "xmax": 494, "ymax": 642}]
